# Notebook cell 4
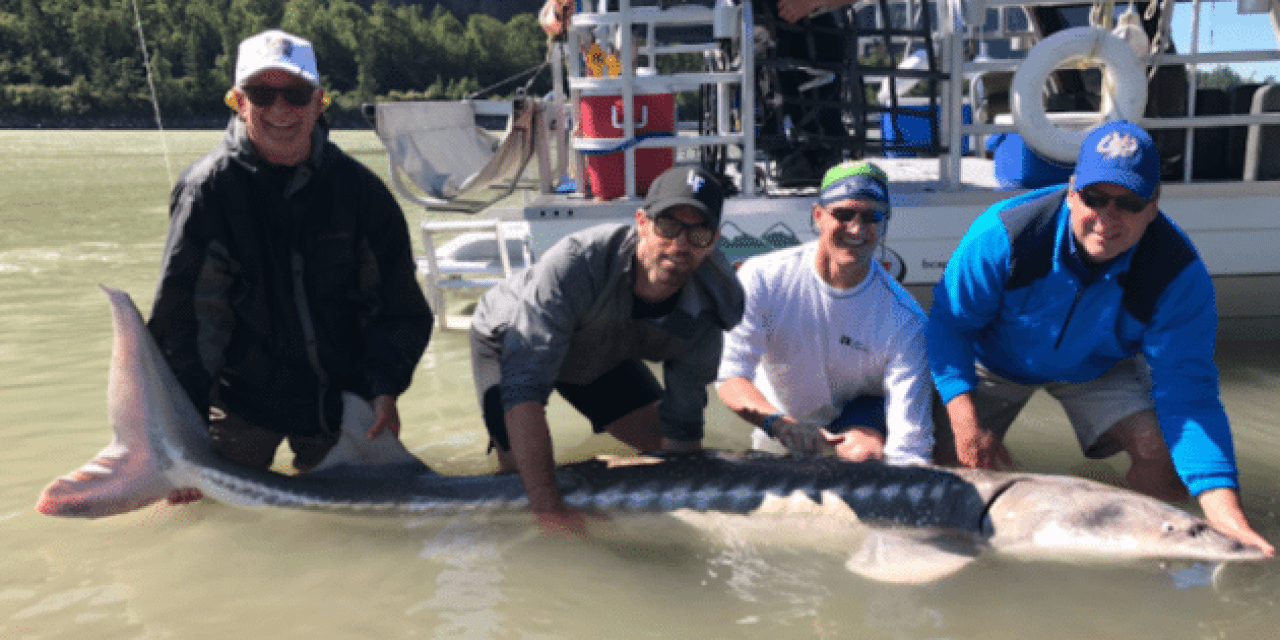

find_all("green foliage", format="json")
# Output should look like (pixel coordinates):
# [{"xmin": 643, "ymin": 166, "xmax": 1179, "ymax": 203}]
[
  {"xmin": 0, "ymin": 0, "xmax": 550, "ymax": 123},
  {"xmin": 1193, "ymin": 65, "xmax": 1275, "ymax": 90},
  {"xmin": 1197, "ymin": 65, "xmax": 1245, "ymax": 91}
]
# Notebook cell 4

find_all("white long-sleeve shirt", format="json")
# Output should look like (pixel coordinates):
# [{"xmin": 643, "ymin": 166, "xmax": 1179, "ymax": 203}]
[{"xmin": 717, "ymin": 243, "xmax": 934, "ymax": 464}]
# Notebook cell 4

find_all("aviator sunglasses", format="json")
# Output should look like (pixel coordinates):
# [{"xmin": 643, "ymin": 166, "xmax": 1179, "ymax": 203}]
[
  {"xmin": 1077, "ymin": 187, "xmax": 1150, "ymax": 214},
  {"xmin": 827, "ymin": 206, "xmax": 888, "ymax": 225},
  {"xmin": 241, "ymin": 84, "xmax": 316, "ymax": 107},
  {"xmin": 652, "ymin": 215, "xmax": 718, "ymax": 248}
]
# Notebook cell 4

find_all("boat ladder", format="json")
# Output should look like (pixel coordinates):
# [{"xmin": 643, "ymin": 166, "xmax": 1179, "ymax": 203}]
[{"xmin": 417, "ymin": 220, "xmax": 532, "ymax": 330}]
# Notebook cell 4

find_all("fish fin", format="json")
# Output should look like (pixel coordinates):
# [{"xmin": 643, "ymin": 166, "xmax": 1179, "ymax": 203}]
[
  {"xmin": 845, "ymin": 530, "xmax": 982, "ymax": 584},
  {"xmin": 1211, "ymin": 560, "xmax": 1269, "ymax": 594},
  {"xmin": 306, "ymin": 392, "xmax": 432, "ymax": 476},
  {"xmin": 36, "ymin": 287, "xmax": 179, "ymax": 518}
]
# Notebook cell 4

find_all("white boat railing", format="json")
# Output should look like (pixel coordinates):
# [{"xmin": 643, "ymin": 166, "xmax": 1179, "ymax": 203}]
[
  {"xmin": 941, "ymin": 0, "xmax": 1280, "ymax": 186},
  {"xmin": 564, "ymin": 0, "xmax": 756, "ymax": 198},
  {"xmin": 377, "ymin": 0, "xmax": 1280, "ymax": 213}
]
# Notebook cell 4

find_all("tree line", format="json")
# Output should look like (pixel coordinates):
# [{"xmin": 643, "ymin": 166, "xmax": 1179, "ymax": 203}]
[
  {"xmin": 3, "ymin": 0, "xmax": 1266, "ymax": 127},
  {"xmin": 0, "ymin": 0, "xmax": 549, "ymax": 125}
]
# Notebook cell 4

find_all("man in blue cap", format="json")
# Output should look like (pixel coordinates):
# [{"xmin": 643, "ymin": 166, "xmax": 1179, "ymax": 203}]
[
  {"xmin": 718, "ymin": 161, "xmax": 934, "ymax": 465},
  {"xmin": 928, "ymin": 121, "xmax": 1273, "ymax": 554}
]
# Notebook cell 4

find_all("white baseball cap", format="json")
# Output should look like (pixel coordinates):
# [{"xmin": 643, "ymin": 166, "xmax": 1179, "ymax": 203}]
[{"xmin": 235, "ymin": 29, "xmax": 320, "ymax": 87}]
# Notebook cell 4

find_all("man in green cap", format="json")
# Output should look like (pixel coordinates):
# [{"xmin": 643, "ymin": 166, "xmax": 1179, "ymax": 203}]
[{"xmin": 717, "ymin": 161, "xmax": 934, "ymax": 463}]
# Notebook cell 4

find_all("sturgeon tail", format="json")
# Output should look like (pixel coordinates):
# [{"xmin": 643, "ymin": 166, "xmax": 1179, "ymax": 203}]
[{"xmin": 35, "ymin": 287, "xmax": 178, "ymax": 517}]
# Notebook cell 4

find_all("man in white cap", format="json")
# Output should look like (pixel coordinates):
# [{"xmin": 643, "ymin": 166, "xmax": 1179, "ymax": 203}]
[
  {"xmin": 149, "ymin": 30, "xmax": 434, "ymax": 502},
  {"xmin": 717, "ymin": 161, "xmax": 934, "ymax": 465},
  {"xmin": 928, "ymin": 120, "xmax": 1273, "ymax": 555}
]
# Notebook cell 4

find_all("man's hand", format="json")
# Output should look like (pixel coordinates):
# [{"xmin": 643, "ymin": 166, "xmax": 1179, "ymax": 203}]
[
  {"xmin": 539, "ymin": 0, "xmax": 575, "ymax": 38},
  {"xmin": 954, "ymin": 427, "xmax": 1014, "ymax": 470},
  {"xmin": 533, "ymin": 507, "xmax": 609, "ymax": 538},
  {"xmin": 1198, "ymin": 487, "xmax": 1276, "ymax": 556},
  {"xmin": 773, "ymin": 417, "xmax": 844, "ymax": 456},
  {"xmin": 367, "ymin": 394, "xmax": 401, "ymax": 439},
  {"xmin": 946, "ymin": 394, "xmax": 1014, "ymax": 470},
  {"xmin": 833, "ymin": 426, "xmax": 886, "ymax": 462},
  {"xmin": 777, "ymin": 0, "xmax": 843, "ymax": 24},
  {"xmin": 166, "ymin": 488, "xmax": 203, "ymax": 504}
]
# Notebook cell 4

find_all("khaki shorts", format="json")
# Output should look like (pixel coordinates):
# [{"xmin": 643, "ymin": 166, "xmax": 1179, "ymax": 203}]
[
  {"xmin": 471, "ymin": 327, "xmax": 663, "ymax": 450},
  {"xmin": 935, "ymin": 356, "xmax": 1155, "ymax": 460}
]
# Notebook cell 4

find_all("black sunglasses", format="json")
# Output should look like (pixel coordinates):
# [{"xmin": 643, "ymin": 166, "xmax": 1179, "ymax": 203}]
[
  {"xmin": 1077, "ymin": 188, "xmax": 1149, "ymax": 214},
  {"xmin": 827, "ymin": 206, "xmax": 888, "ymax": 225},
  {"xmin": 242, "ymin": 85, "xmax": 315, "ymax": 107},
  {"xmin": 652, "ymin": 215, "xmax": 718, "ymax": 248}
]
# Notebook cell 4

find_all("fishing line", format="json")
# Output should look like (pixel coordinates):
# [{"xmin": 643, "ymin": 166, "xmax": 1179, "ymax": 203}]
[{"xmin": 131, "ymin": 0, "xmax": 175, "ymax": 188}]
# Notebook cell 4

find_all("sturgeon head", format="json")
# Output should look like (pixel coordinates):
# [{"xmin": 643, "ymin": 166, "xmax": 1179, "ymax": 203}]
[{"xmin": 966, "ymin": 471, "xmax": 1270, "ymax": 563}]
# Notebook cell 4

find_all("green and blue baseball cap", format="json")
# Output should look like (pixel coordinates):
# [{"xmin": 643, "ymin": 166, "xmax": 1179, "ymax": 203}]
[{"xmin": 818, "ymin": 161, "xmax": 891, "ymax": 217}]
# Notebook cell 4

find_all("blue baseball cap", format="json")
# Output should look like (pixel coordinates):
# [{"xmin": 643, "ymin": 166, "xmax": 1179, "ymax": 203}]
[{"xmin": 1073, "ymin": 121, "xmax": 1161, "ymax": 199}]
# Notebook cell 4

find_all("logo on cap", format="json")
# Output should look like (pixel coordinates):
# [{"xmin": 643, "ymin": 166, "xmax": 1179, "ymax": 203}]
[
  {"xmin": 687, "ymin": 170, "xmax": 705, "ymax": 193},
  {"xmin": 1096, "ymin": 132, "xmax": 1139, "ymax": 159},
  {"xmin": 259, "ymin": 35, "xmax": 293, "ymax": 63}
]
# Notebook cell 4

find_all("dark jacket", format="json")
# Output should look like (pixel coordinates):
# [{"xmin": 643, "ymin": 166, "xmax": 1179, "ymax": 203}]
[{"xmin": 149, "ymin": 117, "xmax": 433, "ymax": 436}]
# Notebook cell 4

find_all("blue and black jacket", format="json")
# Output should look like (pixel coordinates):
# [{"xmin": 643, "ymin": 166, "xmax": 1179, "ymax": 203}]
[{"xmin": 927, "ymin": 185, "xmax": 1237, "ymax": 496}]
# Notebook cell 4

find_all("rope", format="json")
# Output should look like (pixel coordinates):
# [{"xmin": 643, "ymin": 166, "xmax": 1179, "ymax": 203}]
[
  {"xmin": 130, "ymin": 0, "xmax": 174, "ymax": 188},
  {"xmin": 464, "ymin": 61, "xmax": 551, "ymax": 101},
  {"xmin": 577, "ymin": 131, "xmax": 677, "ymax": 156}
]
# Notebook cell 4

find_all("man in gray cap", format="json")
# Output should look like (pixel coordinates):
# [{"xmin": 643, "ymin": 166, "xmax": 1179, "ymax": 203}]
[
  {"xmin": 470, "ymin": 165, "xmax": 744, "ymax": 531},
  {"xmin": 149, "ymin": 29, "xmax": 433, "ymax": 503}
]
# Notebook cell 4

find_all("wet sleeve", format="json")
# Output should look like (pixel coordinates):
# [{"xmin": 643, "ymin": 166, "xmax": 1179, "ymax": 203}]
[
  {"xmin": 1143, "ymin": 262, "xmax": 1238, "ymax": 496},
  {"xmin": 147, "ymin": 179, "xmax": 235, "ymax": 419},
  {"xmin": 927, "ymin": 211, "xmax": 1012, "ymax": 404},
  {"xmin": 358, "ymin": 175, "xmax": 435, "ymax": 398},
  {"xmin": 498, "ymin": 236, "xmax": 604, "ymax": 412},
  {"xmin": 660, "ymin": 324, "xmax": 722, "ymax": 442},
  {"xmin": 716, "ymin": 258, "xmax": 769, "ymax": 384},
  {"xmin": 883, "ymin": 317, "xmax": 935, "ymax": 465}
]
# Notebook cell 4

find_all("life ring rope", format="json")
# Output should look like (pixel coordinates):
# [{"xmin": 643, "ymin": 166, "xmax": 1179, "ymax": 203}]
[{"xmin": 1011, "ymin": 27, "xmax": 1148, "ymax": 164}]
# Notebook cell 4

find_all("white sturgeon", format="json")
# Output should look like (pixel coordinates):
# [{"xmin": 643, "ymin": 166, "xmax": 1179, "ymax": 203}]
[{"xmin": 35, "ymin": 287, "xmax": 1269, "ymax": 582}]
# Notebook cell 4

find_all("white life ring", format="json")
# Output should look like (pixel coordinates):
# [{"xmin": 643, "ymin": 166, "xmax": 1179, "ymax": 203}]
[{"xmin": 1011, "ymin": 27, "xmax": 1148, "ymax": 164}]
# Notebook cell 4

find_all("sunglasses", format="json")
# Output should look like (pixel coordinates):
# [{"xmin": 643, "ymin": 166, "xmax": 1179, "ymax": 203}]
[
  {"xmin": 827, "ymin": 207, "xmax": 888, "ymax": 225},
  {"xmin": 1077, "ymin": 188, "xmax": 1149, "ymax": 214},
  {"xmin": 241, "ymin": 85, "xmax": 315, "ymax": 107},
  {"xmin": 652, "ymin": 215, "xmax": 718, "ymax": 248}
]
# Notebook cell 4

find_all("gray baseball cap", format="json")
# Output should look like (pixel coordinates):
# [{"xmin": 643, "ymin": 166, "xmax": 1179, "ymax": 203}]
[{"xmin": 643, "ymin": 166, "xmax": 725, "ymax": 227}]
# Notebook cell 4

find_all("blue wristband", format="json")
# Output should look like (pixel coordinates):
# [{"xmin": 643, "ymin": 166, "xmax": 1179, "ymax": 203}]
[{"xmin": 761, "ymin": 412, "xmax": 786, "ymax": 438}]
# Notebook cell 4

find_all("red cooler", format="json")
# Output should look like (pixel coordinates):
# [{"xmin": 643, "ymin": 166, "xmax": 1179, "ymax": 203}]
[{"xmin": 580, "ymin": 80, "xmax": 674, "ymax": 199}]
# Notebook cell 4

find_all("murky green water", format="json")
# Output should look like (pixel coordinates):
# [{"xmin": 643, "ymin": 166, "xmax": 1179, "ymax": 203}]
[{"xmin": 2, "ymin": 129, "xmax": 1278, "ymax": 639}]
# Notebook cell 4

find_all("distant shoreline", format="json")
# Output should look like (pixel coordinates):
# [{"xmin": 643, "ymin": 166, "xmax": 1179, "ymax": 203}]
[{"xmin": 0, "ymin": 113, "xmax": 371, "ymax": 130}]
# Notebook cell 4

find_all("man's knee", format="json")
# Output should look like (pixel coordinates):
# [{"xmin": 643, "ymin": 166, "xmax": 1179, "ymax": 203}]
[
  {"xmin": 1096, "ymin": 410, "xmax": 1168, "ymax": 462},
  {"xmin": 1100, "ymin": 411, "xmax": 1189, "ymax": 502},
  {"xmin": 603, "ymin": 402, "xmax": 664, "ymax": 452},
  {"xmin": 209, "ymin": 411, "xmax": 283, "ymax": 470}
]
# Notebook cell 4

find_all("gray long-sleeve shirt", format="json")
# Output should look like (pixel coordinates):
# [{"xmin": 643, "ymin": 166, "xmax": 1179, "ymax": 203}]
[{"xmin": 471, "ymin": 223, "xmax": 744, "ymax": 441}]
